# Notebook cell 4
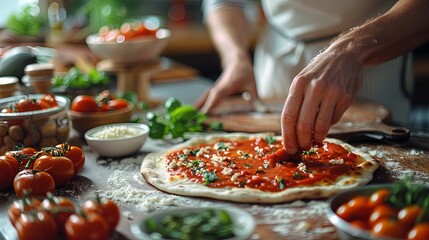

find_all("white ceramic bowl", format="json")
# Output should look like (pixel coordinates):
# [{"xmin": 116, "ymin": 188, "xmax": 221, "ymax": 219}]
[
  {"xmin": 85, "ymin": 28, "xmax": 170, "ymax": 64},
  {"xmin": 130, "ymin": 206, "xmax": 255, "ymax": 240},
  {"xmin": 84, "ymin": 123, "xmax": 149, "ymax": 158}
]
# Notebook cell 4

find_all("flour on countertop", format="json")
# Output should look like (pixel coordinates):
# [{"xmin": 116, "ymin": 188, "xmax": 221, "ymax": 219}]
[
  {"xmin": 358, "ymin": 145, "xmax": 429, "ymax": 186},
  {"xmin": 95, "ymin": 154, "xmax": 337, "ymax": 238}
]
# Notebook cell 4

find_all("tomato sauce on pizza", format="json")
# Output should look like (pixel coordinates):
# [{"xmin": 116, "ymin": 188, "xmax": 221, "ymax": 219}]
[{"xmin": 164, "ymin": 136, "xmax": 359, "ymax": 192}]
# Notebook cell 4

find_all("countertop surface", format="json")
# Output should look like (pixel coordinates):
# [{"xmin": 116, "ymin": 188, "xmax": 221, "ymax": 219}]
[{"xmin": 1, "ymin": 77, "xmax": 429, "ymax": 240}]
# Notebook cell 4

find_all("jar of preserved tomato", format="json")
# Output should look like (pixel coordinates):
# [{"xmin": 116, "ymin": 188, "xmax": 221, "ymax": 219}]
[{"xmin": 0, "ymin": 94, "xmax": 70, "ymax": 154}]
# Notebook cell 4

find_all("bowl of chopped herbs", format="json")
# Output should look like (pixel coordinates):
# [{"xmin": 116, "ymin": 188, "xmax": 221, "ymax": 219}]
[{"xmin": 131, "ymin": 206, "xmax": 255, "ymax": 240}]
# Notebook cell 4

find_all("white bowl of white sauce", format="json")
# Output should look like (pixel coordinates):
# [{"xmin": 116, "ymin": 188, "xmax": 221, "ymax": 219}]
[{"xmin": 84, "ymin": 123, "xmax": 149, "ymax": 158}]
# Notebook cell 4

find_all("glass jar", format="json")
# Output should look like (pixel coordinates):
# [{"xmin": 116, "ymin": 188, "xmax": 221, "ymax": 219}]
[{"xmin": 0, "ymin": 94, "xmax": 70, "ymax": 154}]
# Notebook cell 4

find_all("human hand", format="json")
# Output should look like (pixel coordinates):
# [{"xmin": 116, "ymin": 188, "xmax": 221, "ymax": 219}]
[
  {"xmin": 195, "ymin": 57, "xmax": 258, "ymax": 114},
  {"xmin": 281, "ymin": 48, "xmax": 363, "ymax": 154}
]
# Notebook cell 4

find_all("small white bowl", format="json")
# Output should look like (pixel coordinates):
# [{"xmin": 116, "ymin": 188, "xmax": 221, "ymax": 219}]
[
  {"xmin": 86, "ymin": 28, "xmax": 170, "ymax": 64},
  {"xmin": 130, "ymin": 206, "xmax": 255, "ymax": 240},
  {"xmin": 84, "ymin": 123, "xmax": 149, "ymax": 158}
]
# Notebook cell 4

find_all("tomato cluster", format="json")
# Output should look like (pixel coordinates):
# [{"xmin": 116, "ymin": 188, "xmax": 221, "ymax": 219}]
[
  {"xmin": 8, "ymin": 193, "xmax": 120, "ymax": 240},
  {"xmin": 0, "ymin": 143, "xmax": 85, "ymax": 197},
  {"xmin": 336, "ymin": 188, "xmax": 429, "ymax": 239},
  {"xmin": 1, "ymin": 94, "xmax": 58, "ymax": 113},
  {"xmin": 71, "ymin": 90, "xmax": 128, "ymax": 113},
  {"xmin": 98, "ymin": 20, "xmax": 158, "ymax": 43}
]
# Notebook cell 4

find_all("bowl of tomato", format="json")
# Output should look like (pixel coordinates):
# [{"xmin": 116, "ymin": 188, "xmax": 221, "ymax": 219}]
[
  {"xmin": 0, "ymin": 94, "xmax": 70, "ymax": 154},
  {"xmin": 69, "ymin": 92, "xmax": 134, "ymax": 135},
  {"xmin": 86, "ymin": 20, "xmax": 170, "ymax": 64},
  {"xmin": 327, "ymin": 182, "xmax": 429, "ymax": 240}
]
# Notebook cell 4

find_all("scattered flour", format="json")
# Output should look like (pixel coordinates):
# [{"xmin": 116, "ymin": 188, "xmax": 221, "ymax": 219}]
[
  {"xmin": 358, "ymin": 145, "xmax": 429, "ymax": 186},
  {"xmin": 94, "ymin": 144, "xmax": 428, "ymax": 238},
  {"xmin": 95, "ymin": 154, "xmax": 336, "ymax": 238}
]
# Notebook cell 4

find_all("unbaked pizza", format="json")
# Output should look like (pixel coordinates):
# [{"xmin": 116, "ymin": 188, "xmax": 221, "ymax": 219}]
[{"xmin": 141, "ymin": 133, "xmax": 378, "ymax": 203}]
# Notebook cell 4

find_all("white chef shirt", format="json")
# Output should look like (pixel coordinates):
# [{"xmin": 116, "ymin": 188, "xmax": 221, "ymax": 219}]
[{"xmin": 203, "ymin": 0, "xmax": 413, "ymax": 125}]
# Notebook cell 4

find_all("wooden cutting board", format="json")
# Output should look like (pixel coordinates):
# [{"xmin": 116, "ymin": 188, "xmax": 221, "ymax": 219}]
[{"xmin": 205, "ymin": 98, "xmax": 410, "ymax": 141}]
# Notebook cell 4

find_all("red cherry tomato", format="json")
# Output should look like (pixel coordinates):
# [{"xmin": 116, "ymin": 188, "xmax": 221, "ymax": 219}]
[
  {"xmin": 65, "ymin": 212, "xmax": 110, "ymax": 240},
  {"xmin": 398, "ymin": 205, "xmax": 424, "ymax": 229},
  {"xmin": 8, "ymin": 197, "xmax": 42, "ymax": 226},
  {"xmin": 37, "ymin": 94, "xmax": 58, "ymax": 109},
  {"xmin": 13, "ymin": 169, "xmax": 56, "ymax": 198},
  {"xmin": 107, "ymin": 99, "xmax": 128, "ymax": 110},
  {"xmin": 0, "ymin": 159, "xmax": 16, "ymax": 190},
  {"xmin": 350, "ymin": 220, "xmax": 370, "ymax": 230},
  {"xmin": 42, "ymin": 194, "xmax": 76, "ymax": 233},
  {"xmin": 368, "ymin": 188, "xmax": 390, "ymax": 209},
  {"xmin": 371, "ymin": 218, "xmax": 407, "ymax": 239},
  {"xmin": 97, "ymin": 103, "xmax": 111, "ymax": 112},
  {"xmin": 15, "ymin": 98, "xmax": 44, "ymax": 112},
  {"xmin": 82, "ymin": 196, "xmax": 121, "ymax": 233},
  {"xmin": 336, "ymin": 196, "xmax": 371, "ymax": 222},
  {"xmin": 368, "ymin": 204, "xmax": 398, "ymax": 227},
  {"xmin": 0, "ymin": 155, "xmax": 19, "ymax": 172},
  {"xmin": 5, "ymin": 147, "xmax": 37, "ymax": 170},
  {"xmin": 15, "ymin": 211, "xmax": 57, "ymax": 240},
  {"xmin": 407, "ymin": 223, "xmax": 429, "ymax": 240},
  {"xmin": 71, "ymin": 95, "xmax": 97, "ymax": 113},
  {"xmin": 32, "ymin": 155, "xmax": 75, "ymax": 187},
  {"xmin": 56, "ymin": 144, "xmax": 85, "ymax": 175}
]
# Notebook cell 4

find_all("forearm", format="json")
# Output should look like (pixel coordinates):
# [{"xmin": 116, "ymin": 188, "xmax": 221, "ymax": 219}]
[
  {"xmin": 205, "ymin": 5, "xmax": 252, "ymax": 68},
  {"xmin": 328, "ymin": 0, "xmax": 429, "ymax": 66}
]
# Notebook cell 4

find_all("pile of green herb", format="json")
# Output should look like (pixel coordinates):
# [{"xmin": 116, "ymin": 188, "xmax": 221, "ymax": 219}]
[
  {"xmin": 52, "ymin": 67, "xmax": 110, "ymax": 89},
  {"xmin": 146, "ymin": 97, "xmax": 223, "ymax": 140},
  {"xmin": 6, "ymin": 4, "xmax": 45, "ymax": 37},
  {"xmin": 144, "ymin": 208, "xmax": 236, "ymax": 240}
]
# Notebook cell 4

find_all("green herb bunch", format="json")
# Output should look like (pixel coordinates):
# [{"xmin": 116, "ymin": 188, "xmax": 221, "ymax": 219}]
[
  {"xmin": 6, "ymin": 4, "xmax": 45, "ymax": 37},
  {"xmin": 146, "ymin": 97, "xmax": 222, "ymax": 140},
  {"xmin": 52, "ymin": 67, "xmax": 110, "ymax": 89}
]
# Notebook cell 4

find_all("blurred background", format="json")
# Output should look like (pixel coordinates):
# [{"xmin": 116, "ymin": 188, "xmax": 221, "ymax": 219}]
[
  {"xmin": 0, "ymin": 0, "xmax": 259, "ymax": 79},
  {"xmin": 0, "ymin": 0, "xmax": 428, "ymax": 130}
]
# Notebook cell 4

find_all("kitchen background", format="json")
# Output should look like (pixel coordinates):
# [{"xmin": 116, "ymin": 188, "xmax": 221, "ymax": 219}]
[{"xmin": 1, "ymin": 0, "xmax": 428, "ymax": 130}]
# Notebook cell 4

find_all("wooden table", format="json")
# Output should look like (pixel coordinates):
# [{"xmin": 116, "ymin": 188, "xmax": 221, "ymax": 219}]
[{"xmin": 1, "ymin": 78, "xmax": 429, "ymax": 240}]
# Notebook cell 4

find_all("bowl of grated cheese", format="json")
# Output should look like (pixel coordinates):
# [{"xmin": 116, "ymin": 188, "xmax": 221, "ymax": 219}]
[{"xmin": 84, "ymin": 123, "xmax": 149, "ymax": 158}]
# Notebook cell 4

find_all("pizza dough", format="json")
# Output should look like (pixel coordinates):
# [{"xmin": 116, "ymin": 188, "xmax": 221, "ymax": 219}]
[{"xmin": 141, "ymin": 133, "xmax": 378, "ymax": 203}]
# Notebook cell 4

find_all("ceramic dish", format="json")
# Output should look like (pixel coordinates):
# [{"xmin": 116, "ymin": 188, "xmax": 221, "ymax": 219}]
[
  {"xmin": 86, "ymin": 28, "xmax": 170, "ymax": 64},
  {"xmin": 84, "ymin": 122, "xmax": 149, "ymax": 158},
  {"xmin": 69, "ymin": 103, "xmax": 134, "ymax": 135},
  {"xmin": 327, "ymin": 184, "xmax": 398, "ymax": 240},
  {"xmin": 130, "ymin": 206, "xmax": 255, "ymax": 240}
]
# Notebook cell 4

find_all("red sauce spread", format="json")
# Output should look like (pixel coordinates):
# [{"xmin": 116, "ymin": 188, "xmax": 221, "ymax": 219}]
[{"xmin": 165, "ymin": 137, "xmax": 359, "ymax": 192}]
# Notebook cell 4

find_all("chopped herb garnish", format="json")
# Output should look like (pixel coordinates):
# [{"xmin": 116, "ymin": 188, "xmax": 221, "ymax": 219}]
[
  {"xmin": 190, "ymin": 149, "xmax": 200, "ymax": 156},
  {"xmin": 244, "ymin": 163, "xmax": 253, "ymax": 168},
  {"xmin": 238, "ymin": 181, "xmax": 246, "ymax": 187},
  {"xmin": 178, "ymin": 154, "xmax": 188, "ymax": 162},
  {"xmin": 217, "ymin": 142, "xmax": 229, "ymax": 150},
  {"xmin": 265, "ymin": 135, "xmax": 275, "ymax": 145},
  {"xmin": 278, "ymin": 178, "xmax": 285, "ymax": 190},
  {"xmin": 190, "ymin": 160, "xmax": 202, "ymax": 174},
  {"xmin": 240, "ymin": 152, "xmax": 250, "ymax": 159},
  {"xmin": 202, "ymin": 171, "xmax": 217, "ymax": 185},
  {"xmin": 256, "ymin": 169, "xmax": 266, "ymax": 174},
  {"xmin": 292, "ymin": 171, "xmax": 302, "ymax": 179},
  {"xmin": 301, "ymin": 148, "xmax": 317, "ymax": 156}
]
